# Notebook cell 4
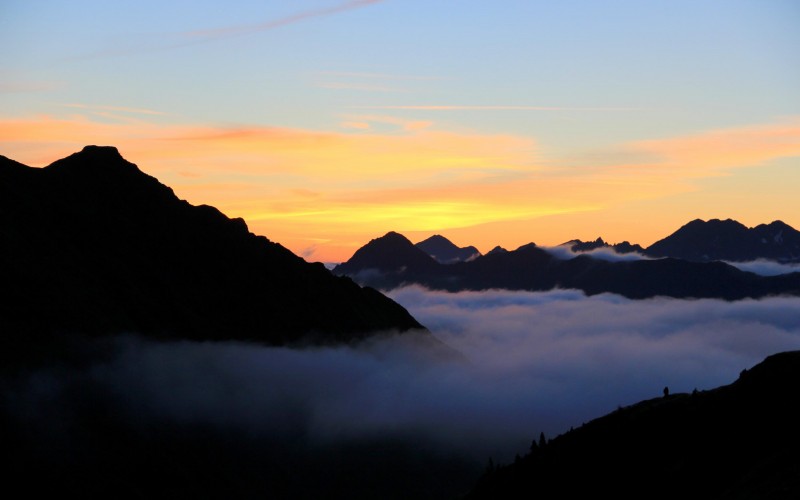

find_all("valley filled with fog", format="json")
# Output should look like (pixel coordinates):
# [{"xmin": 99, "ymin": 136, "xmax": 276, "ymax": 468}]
[{"xmin": 9, "ymin": 288, "xmax": 800, "ymax": 471}]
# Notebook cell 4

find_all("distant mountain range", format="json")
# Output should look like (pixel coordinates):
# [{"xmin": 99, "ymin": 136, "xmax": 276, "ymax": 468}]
[
  {"xmin": 467, "ymin": 350, "xmax": 800, "ymax": 499},
  {"xmin": 0, "ymin": 146, "xmax": 424, "ymax": 356},
  {"xmin": 334, "ymin": 229, "xmax": 800, "ymax": 300},
  {"xmin": 561, "ymin": 237, "xmax": 645, "ymax": 255},
  {"xmin": 409, "ymin": 220, "xmax": 800, "ymax": 264},
  {"xmin": 646, "ymin": 218, "xmax": 800, "ymax": 263}
]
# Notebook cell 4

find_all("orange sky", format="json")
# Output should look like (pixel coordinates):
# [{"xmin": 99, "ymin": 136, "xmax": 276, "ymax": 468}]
[
  {"xmin": 3, "ymin": 2, "xmax": 799, "ymax": 262},
  {"xmin": 2, "ymin": 114, "xmax": 799, "ymax": 262}
]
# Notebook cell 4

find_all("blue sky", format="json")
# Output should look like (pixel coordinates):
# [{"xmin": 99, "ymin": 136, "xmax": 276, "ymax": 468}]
[{"xmin": 2, "ymin": 0, "xmax": 799, "ymax": 260}]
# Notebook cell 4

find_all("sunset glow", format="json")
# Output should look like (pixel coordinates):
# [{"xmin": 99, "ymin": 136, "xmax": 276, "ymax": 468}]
[{"xmin": 2, "ymin": 1, "xmax": 798, "ymax": 261}]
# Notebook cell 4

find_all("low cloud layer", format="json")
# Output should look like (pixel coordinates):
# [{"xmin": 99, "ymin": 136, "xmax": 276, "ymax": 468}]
[
  {"xmin": 725, "ymin": 259, "xmax": 800, "ymax": 276},
  {"xmin": 543, "ymin": 244, "xmax": 653, "ymax": 262},
  {"xmin": 5, "ymin": 288, "xmax": 800, "ymax": 492},
  {"xmin": 544, "ymin": 245, "xmax": 800, "ymax": 276}
]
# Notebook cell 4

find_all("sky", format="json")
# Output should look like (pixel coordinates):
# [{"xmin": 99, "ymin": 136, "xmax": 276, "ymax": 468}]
[{"xmin": 2, "ymin": 0, "xmax": 799, "ymax": 262}]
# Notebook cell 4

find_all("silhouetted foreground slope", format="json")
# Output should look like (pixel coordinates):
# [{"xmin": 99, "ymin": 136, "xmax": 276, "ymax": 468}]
[
  {"xmin": 0, "ymin": 146, "xmax": 424, "ymax": 353},
  {"xmin": 468, "ymin": 351, "xmax": 800, "ymax": 500},
  {"xmin": 334, "ymin": 232, "xmax": 800, "ymax": 299}
]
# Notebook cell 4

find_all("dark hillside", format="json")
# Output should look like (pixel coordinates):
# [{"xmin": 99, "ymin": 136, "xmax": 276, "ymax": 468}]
[
  {"xmin": 468, "ymin": 351, "xmax": 800, "ymax": 499},
  {"xmin": 0, "ymin": 146, "xmax": 425, "ymax": 360}
]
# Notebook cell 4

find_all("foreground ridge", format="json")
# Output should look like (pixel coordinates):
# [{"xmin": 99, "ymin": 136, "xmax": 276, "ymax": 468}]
[
  {"xmin": 0, "ymin": 146, "xmax": 425, "ymax": 355},
  {"xmin": 468, "ymin": 350, "xmax": 800, "ymax": 499}
]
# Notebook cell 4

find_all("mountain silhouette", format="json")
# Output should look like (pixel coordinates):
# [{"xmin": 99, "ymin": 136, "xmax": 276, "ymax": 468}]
[
  {"xmin": 332, "ymin": 231, "xmax": 441, "ymax": 288},
  {"xmin": 646, "ymin": 218, "xmax": 800, "ymax": 262},
  {"xmin": 468, "ymin": 350, "xmax": 800, "ymax": 499},
  {"xmin": 415, "ymin": 234, "xmax": 481, "ymax": 263},
  {"xmin": 0, "ymin": 146, "xmax": 424, "ymax": 356},
  {"xmin": 563, "ymin": 237, "xmax": 645, "ymax": 254},
  {"xmin": 335, "ymin": 232, "xmax": 800, "ymax": 299},
  {"xmin": 486, "ymin": 245, "xmax": 508, "ymax": 255}
]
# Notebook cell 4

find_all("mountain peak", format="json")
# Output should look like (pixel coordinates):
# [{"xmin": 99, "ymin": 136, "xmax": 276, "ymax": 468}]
[
  {"xmin": 415, "ymin": 234, "xmax": 481, "ymax": 264},
  {"xmin": 2, "ymin": 147, "xmax": 426, "ymax": 346},
  {"xmin": 80, "ymin": 144, "xmax": 123, "ymax": 157},
  {"xmin": 45, "ymin": 144, "xmax": 143, "ymax": 179},
  {"xmin": 420, "ymin": 234, "xmax": 449, "ymax": 243},
  {"xmin": 647, "ymin": 218, "xmax": 800, "ymax": 262},
  {"xmin": 333, "ymin": 231, "xmax": 440, "ymax": 284},
  {"xmin": 378, "ymin": 231, "xmax": 414, "ymax": 245}
]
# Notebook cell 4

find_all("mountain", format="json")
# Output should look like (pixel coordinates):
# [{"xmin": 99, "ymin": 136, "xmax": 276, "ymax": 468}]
[
  {"xmin": 332, "ymin": 231, "xmax": 441, "ymax": 289},
  {"xmin": 563, "ymin": 237, "xmax": 645, "ymax": 254},
  {"xmin": 646, "ymin": 218, "xmax": 800, "ymax": 262},
  {"xmin": 467, "ymin": 350, "xmax": 800, "ymax": 499},
  {"xmin": 486, "ymin": 245, "xmax": 508, "ymax": 255},
  {"xmin": 0, "ymin": 146, "xmax": 425, "ymax": 354},
  {"xmin": 415, "ymin": 234, "xmax": 481, "ymax": 263},
  {"xmin": 334, "ymin": 232, "xmax": 800, "ymax": 299}
]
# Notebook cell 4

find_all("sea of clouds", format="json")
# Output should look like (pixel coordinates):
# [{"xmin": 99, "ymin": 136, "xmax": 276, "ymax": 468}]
[{"xmin": 7, "ymin": 287, "xmax": 800, "ymax": 469}]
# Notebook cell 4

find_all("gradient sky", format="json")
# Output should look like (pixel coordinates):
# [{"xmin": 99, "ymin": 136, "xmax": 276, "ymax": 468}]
[{"xmin": 2, "ymin": 0, "xmax": 799, "ymax": 262}]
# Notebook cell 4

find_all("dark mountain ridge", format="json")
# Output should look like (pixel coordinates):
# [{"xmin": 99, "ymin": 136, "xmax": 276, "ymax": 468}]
[
  {"xmin": 646, "ymin": 218, "xmax": 800, "ymax": 263},
  {"xmin": 562, "ymin": 237, "xmax": 646, "ymax": 255},
  {"xmin": 334, "ymin": 231, "xmax": 800, "ymax": 299},
  {"xmin": 415, "ymin": 234, "xmax": 481, "ymax": 263},
  {"xmin": 468, "ymin": 350, "xmax": 800, "ymax": 499},
  {"xmin": 0, "ymin": 146, "xmax": 424, "ymax": 354}
]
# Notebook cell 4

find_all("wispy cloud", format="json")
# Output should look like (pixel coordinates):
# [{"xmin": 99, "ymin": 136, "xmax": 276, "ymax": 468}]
[
  {"xmin": 183, "ymin": 0, "xmax": 383, "ymax": 40},
  {"xmin": 356, "ymin": 105, "xmax": 644, "ymax": 111},
  {"xmin": 316, "ymin": 71, "xmax": 442, "ymax": 81},
  {"xmin": 311, "ymin": 69, "xmax": 439, "ymax": 93},
  {"xmin": 631, "ymin": 119, "xmax": 800, "ymax": 172},
  {"xmin": 317, "ymin": 82, "xmax": 402, "ymax": 92},
  {"xmin": 73, "ymin": 0, "xmax": 383, "ymax": 59},
  {"xmin": 342, "ymin": 114, "xmax": 433, "ymax": 131},
  {"xmin": 543, "ymin": 244, "xmax": 655, "ymax": 262},
  {"xmin": 61, "ymin": 103, "xmax": 166, "ymax": 116},
  {"xmin": 0, "ymin": 80, "xmax": 63, "ymax": 93},
  {"xmin": 725, "ymin": 259, "xmax": 800, "ymax": 277}
]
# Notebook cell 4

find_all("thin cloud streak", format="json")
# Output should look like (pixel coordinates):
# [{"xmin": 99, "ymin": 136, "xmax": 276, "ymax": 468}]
[
  {"xmin": 317, "ymin": 82, "xmax": 403, "ymax": 92},
  {"xmin": 316, "ymin": 71, "xmax": 442, "ymax": 80},
  {"xmin": 0, "ymin": 81, "xmax": 63, "ymax": 93},
  {"xmin": 356, "ymin": 105, "xmax": 644, "ymax": 111},
  {"xmin": 60, "ymin": 103, "xmax": 166, "ymax": 116},
  {"xmin": 184, "ymin": 0, "xmax": 383, "ymax": 40},
  {"xmin": 71, "ymin": 0, "xmax": 383, "ymax": 59}
]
